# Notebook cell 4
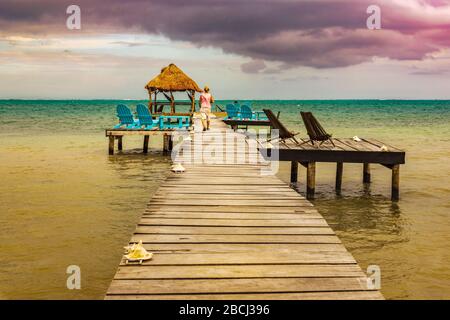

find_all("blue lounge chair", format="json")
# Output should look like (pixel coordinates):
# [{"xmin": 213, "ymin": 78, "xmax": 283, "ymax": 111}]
[
  {"xmin": 114, "ymin": 104, "xmax": 139, "ymax": 129},
  {"xmin": 226, "ymin": 104, "xmax": 239, "ymax": 119},
  {"xmin": 136, "ymin": 104, "xmax": 159, "ymax": 130}
]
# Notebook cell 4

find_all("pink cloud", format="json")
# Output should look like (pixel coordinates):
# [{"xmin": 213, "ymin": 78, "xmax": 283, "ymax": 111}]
[{"xmin": 0, "ymin": 0, "xmax": 449, "ymax": 68}]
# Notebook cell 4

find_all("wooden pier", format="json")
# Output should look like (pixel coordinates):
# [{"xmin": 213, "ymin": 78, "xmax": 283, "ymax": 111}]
[
  {"xmin": 105, "ymin": 119, "xmax": 383, "ymax": 300},
  {"xmin": 259, "ymin": 138, "xmax": 405, "ymax": 200}
]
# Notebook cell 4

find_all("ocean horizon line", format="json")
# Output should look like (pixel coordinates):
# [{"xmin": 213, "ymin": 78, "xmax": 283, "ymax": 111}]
[{"xmin": 1, "ymin": 98, "xmax": 450, "ymax": 102}]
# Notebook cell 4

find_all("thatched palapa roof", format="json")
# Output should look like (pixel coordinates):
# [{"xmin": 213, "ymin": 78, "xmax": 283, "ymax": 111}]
[{"xmin": 145, "ymin": 63, "xmax": 202, "ymax": 92}]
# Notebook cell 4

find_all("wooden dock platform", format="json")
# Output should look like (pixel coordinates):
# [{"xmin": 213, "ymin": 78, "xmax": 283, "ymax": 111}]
[
  {"xmin": 105, "ymin": 118, "xmax": 383, "ymax": 300},
  {"xmin": 259, "ymin": 138, "xmax": 405, "ymax": 200}
]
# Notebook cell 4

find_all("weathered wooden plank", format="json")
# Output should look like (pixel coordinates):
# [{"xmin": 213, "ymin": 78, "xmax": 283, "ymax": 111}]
[
  {"xmin": 118, "ymin": 251, "xmax": 356, "ymax": 266},
  {"xmin": 156, "ymin": 189, "xmax": 298, "ymax": 195},
  {"xmin": 152, "ymin": 194, "xmax": 303, "ymax": 200},
  {"xmin": 106, "ymin": 291, "xmax": 384, "ymax": 300},
  {"xmin": 335, "ymin": 138, "xmax": 380, "ymax": 152},
  {"xmin": 135, "ymin": 225, "xmax": 334, "ymax": 235},
  {"xmin": 145, "ymin": 206, "xmax": 313, "ymax": 213},
  {"xmin": 329, "ymin": 139, "xmax": 358, "ymax": 151},
  {"xmin": 138, "ymin": 218, "xmax": 328, "ymax": 227},
  {"xmin": 361, "ymin": 138, "xmax": 404, "ymax": 152},
  {"xmin": 148, "ymin": 199, "xmax": 312, "ymax": 206},
  {"xmin": 136, "ymin": 243, "xmax": 348, "ymax": 253},
  {"xmin": 107, "ymin": 277, "xmax": 369, "ymax": 295},
  {"xmin": 162, "ymin": 181, "xmax": 287, "ymax": 186},
  {"xmin": 115, "ymin": 264, "xmax": 365, "ymax": 279},
  {"xmin": 142, "ymin": 212, "xmax": 322, "ymax": 219},
  {"xmin": 130, "ymin": 234, "xmax": 341, "ymax": 244},
  {"xmin": 145, "ymin": 208, "xmax": 317, "ymax": 214}
]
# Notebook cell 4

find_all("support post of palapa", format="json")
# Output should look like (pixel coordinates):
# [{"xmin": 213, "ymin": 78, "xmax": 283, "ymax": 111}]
[
  {"xmin": 335, "ymin": 162, "xmax": 343, "ymax": 193},
  {"xmin": 363, "ymin": 163, "xmax": 371, "ymax": 183},
  {"xmin": 189, "ymin": 90, "xmax": 196, "ymax": 113},
  {"xmin": 148, "ymin": 89, "xmax": 153, "ymax": 112},
  {"xmin": 170, "ymin": 91, "xmax": 175, "ymax": 114},
  {"xmin": 290, "ymin": 161, "xmax": 298, "ymax": 184},
  {"xmin": 306, "ymin": 162, "xmax": 316, "ymax": 200},
  {"xmin": 154, "ymin": 91, "xmax": 158, "ymax": 114},
  {"xmin": 108, "ymin": 136, "xmax": 114, "ymax": 155},
  {"xmin": 143, "ymin": 136, "xmax": 149, "ymax": 154},
  {"xmin": 391, "ymin": 164, "xmax": 400, "ymax": 201}
]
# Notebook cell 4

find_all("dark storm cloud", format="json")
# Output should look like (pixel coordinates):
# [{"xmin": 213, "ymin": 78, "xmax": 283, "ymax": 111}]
[{"xmin": 0, "ymin": 0, "xmax": 449, "ymax": 68}]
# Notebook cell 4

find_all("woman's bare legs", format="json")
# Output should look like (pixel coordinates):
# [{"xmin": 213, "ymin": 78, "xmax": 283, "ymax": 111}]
[
  {"xmin": 201, "ymin": 119, "xmax": 207, "ymax": 131},
  {"xmin": 206, "ymin": 110, "xmax": 211, "ymax": 130}
]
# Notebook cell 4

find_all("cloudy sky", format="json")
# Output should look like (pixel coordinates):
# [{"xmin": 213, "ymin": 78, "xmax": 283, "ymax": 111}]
[{"xmin": 0, "ymin": 0, "xmax": 449, "ymax": 99}]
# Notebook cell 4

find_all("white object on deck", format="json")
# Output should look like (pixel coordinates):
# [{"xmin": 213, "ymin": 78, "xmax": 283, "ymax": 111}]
[
  {"xmin": 171, "ymin": 163, "xmax": 185, "ymax": 173},
  {"xmin": 353, "ymin": 136, "xmax": 362, "ymax": 142}
]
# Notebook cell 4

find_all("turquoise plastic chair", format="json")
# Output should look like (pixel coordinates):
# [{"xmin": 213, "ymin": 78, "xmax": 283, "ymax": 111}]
[
  {"xmin": 160, "ymin": 115, "xmax": 190, "ymax": 129},
  {"xmin": 241, "ymin": 104, "xmax": 267, "ymax": 120},
  {"xmin": 150, "ymin": 111, "xmax": 189, "ymax": 129},
  {"xmin": 136, "ymin": 104, "xmax": 160, "ymax": 130},
  {"xmin": 114, "ymin": 104, "xmax": 139, "ymax": 129},
  {"xmin": 234, "ymin": 102, "xmax": 241, "ymax": 113},
  {"xmin": 240, "ymin": 105, "xmax": 254, "ymax": 120},
  {"xmin": 226, "ymin": 104, "xmax": 239, "ymax": 119},
  {"xmin": 255, "ymin": 111, "xmax": 268, "ymax": 120}
]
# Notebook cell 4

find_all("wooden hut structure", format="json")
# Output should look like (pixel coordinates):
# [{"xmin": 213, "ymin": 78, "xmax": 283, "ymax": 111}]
[{"xmin": 145, "ymin": 63, "xmax": 202, "ymax": 115}]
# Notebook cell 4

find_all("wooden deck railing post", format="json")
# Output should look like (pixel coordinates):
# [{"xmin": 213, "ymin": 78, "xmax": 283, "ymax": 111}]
[
  {"xmin": 290, "ymin": 161, "xmax": 298, "ymax": 183},
  {"xmin": 363, "ymin": 163, "xmax": 371, "ymax": 183},
  {"xmin": 306, "ymin": 162, "xmax": 316, "ymax": 199},
  {"xmin": 391, "ymin": 164, "xmax": 400, "ymax": 201},
  {"xmin": 108, "ymin": 136, "xmax": 114, "ymax": 155},
  {"xmin": 335, "ymin": 162, "xmax": 343, "ymax": 193},
  {"xmin": 143, "ymin": 136, "xmax": 149, "ymax": 154}
]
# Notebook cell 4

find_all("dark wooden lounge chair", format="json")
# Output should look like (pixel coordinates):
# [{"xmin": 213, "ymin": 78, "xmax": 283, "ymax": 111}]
[
  {"xmin": 300, "ymin": 111, "xmax": 335, "ymax": 147},
  {"xmin": 263, "ymin": 109, "xmax": 300, "ymax": 146}
]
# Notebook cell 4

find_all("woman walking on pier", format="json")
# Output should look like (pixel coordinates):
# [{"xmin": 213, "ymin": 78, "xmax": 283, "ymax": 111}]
[{"xmin": 199, "ymin": 86, "xmax": 214, "ymax": 131}]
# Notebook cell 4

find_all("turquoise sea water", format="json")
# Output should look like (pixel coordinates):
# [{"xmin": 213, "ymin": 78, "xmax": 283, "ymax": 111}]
[{"xmin": 0, "ymin": 100, "xmax": 449, "ymax": 299}]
